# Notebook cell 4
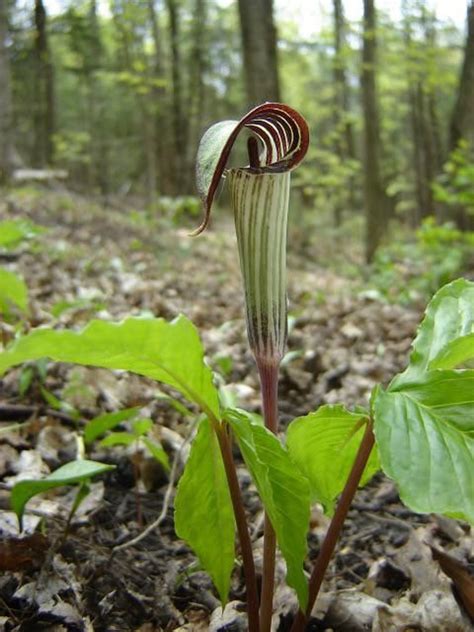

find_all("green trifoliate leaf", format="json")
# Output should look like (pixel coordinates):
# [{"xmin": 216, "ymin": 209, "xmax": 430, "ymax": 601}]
[
  {"xmin": 225, "ymin": 408, "xmax": 310, "ymax": 608},
  {"xmin": 374, "ymin": 370, "xmax": 474, "ymax": 523},
  {"xmin": 0, "ymin": 316, "xmax": 220, "ymax": 419},
  {"xmin": 0, "ymin": 267, "xmax": 28, "ymax": 313},
  {"xmin": 229, "ymin": 170, "xmax": 290, "ymax": 362},
  {"xmin": 11, "ymin": 459, "xmax": 115, "ymax": 529},
  {"xmin": 394, "ymin": 279, "xmax": 474, "ymax": 386},
  {"xmin": 287, "ymin": 405, "xmax": 379, "ymax": 515},
  {"xmin": 174, "ymin": 418, "xmax": 235, "ymax": 603}
]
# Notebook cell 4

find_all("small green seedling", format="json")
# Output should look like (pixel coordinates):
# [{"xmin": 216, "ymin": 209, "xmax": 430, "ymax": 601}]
[{"xmin": 10, "ymin": 459, "xmax": 115, "ymax": 530}]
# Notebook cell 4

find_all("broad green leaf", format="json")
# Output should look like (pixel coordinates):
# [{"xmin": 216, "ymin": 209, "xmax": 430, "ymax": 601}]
[
  {"xmin": 225, "ymin": 408, "xmax": 310, "ymax": 608},
  {"xmin": 142, "ymin": 437, "xmax": 170, "ymax": 470},
  {"xmin": 374, "ymin": 370, "xmax": 474, "ymax": 523},
  {"xmin": 100, "ymin": 432, "xmax": 135, "ymax": 447},
  {"xmin": 174, "ymin": 418, "xmax": 234, "ymax": 603},
  {"xmin": 11, "ymin": 459, "xmax": 115, "ymax": 529},
  {"xmin": 287, "ymin": 405, "xmax": 379, "ymax": 515},
  {"xmin": 0, "ymin": 268, "xmax": 28, "ymax": 313},
  {"xmin": 0, "ymin": 315, "xmax": 220, "ymax": 418},
  {"xmin": 395, "ymin": 279, "xmax": 474, "ymax": 385},
  {"xmin": 84, "ymin": 407, "xmax": 141, "ymax": 444}
]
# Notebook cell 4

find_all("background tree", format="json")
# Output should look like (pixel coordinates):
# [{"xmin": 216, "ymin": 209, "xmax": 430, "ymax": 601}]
[
  {"xmin": 33, "ymin": 0, "xmax": 55, "ymax": 166},
  {"xmin": 332, "ymin": 0, "xmax": 356, "ymax": 225},
  {"xmin": 0, "ymin": 0, "xmax": 14, "ymax": 181},
  {"xmin": 237, "ymin": 0, "xmax": 280, "ymax": 106},
  {"xmin": 361, "ymin": 0, "xmax": 390, "ymax": 262},
  {"xmin": 450, "ymin": 1, "xmax": 474, "ymax": 152}
]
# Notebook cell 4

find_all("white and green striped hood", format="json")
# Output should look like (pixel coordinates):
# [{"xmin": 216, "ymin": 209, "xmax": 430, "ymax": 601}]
[
  {"xmin": 228, "ymin": 169, "xmax": 290, "ymax": 362},
  {"xmin": 194, "ymin": 102, "xmax": 309, "ymax": 365}
]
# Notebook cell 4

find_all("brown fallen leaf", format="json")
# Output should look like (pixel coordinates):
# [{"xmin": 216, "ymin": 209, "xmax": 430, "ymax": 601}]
[
  {"xmin": 0, "ymin": 532, "xmax": 49, "ymax": 571},
  {"xmin": 430, "ymin": 545, "xmax": 474, "ymax": 622}
]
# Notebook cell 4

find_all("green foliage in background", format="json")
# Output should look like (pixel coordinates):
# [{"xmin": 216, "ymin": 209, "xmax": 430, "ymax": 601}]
[
  {"xmin": 433, "ymin": 140, "xmax": 474, "ymax": 217},
  {"xmin": 366, "ymin": 218, "xmax": 474, "ymax": 304}
]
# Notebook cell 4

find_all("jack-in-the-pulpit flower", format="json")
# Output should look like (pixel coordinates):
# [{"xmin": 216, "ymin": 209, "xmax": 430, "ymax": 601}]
[{"xmin": 195, "ymin": 103, "xmax": 309, "ymax": 367}]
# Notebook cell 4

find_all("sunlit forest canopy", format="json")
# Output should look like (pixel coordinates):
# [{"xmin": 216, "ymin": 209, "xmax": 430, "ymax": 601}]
[{"xmin": 1, "ymin": 0, "xmax": 473, "ymax": 265}]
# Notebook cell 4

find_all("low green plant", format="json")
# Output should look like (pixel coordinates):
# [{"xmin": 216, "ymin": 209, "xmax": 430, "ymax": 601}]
[
  {"xmin": 0, "ymin": 104, "xmax": 472, "ymax": 631},
  {"xmin": 0, "ymin": 219, "xmax": 44, "ymax": 250},
  {"xmin": 0, "ymin": 218, "xmax": 44, "ymax": 325},
  {"xmin": 0, "ymin": 267, "xmax": 28, "ymax": 320},
  {"xmin": 433, "ymin": 139, "xmax": 474, "ymax": 217},
  {"xmin": 366, "ymin": 217, "xmax": 474, "ymax": 304},
  {"xmin": 11, "ymin": 459, "xmax": 115, "ymax": 530}
]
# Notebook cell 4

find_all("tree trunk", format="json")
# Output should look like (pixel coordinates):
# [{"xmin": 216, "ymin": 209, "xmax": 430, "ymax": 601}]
[
  {"xmin": 33, "ymin": 0, "xmax": 55, "ymax": 167},
  {"xmin": 332, "ymin": 0, "xmax": 355, "ymax": 225},
  {"xmin": 450, "ymin": 1, "xmax": 474, "ymax": 151},
  {"xmin": 333, "ymin": 0, "xmax": 354, "ymax": 160},
  {"xmin": 189, "ymin": 0, "xmax": 206, "ymax": 135},
  {"xmin": 0, "ymin": 0, "xmax": 14, "ymax": 181},
  {"xmin": 147, "ymin": 0, "xmax": 167, "ymax": 196},
  {"xmin": 237, "ymin": 0, "xmax": 280, "ymax": 107},
  {"xmin": 88, "ymin": 0, "xmax": 109, "ymax": 197},
  {"xmin": 361, "ymin": 0, "xmax": 389, "ymax": 263},
  {"xmin": 166, "ymin": 0, "xmax": 187, "ymax": 194},
  {"xmin": 449, "ymin": 0, "xmax": 474, "ymax": 229}
]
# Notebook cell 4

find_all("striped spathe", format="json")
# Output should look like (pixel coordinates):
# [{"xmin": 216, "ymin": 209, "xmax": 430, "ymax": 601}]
[{"xmin": 228, "ymin": 168, "xmax": 291, "ymax": 363}]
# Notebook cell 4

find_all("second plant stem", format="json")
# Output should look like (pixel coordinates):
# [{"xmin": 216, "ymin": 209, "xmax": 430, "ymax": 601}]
[
  {"xmin": 257, "ymin": 359, "xmax": 280, "ymax": 632},
  {"xmin": 290, "ymin": 420, "xmax": 375, "ymax": 632},
  {"xmin": 215, "ymin": 422, "xmax": 260, "ymax": 632}
]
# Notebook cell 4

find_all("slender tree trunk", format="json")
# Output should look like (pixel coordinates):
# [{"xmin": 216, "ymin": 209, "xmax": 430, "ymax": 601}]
[
  {"xmin": 361, "ymin": 0, "xmax": 389, "ymax": 263},
  {"xmin": 166, "ymin": 0, "xmax": 187, "ymax": 194},
  {"xmin": 449, "ymin": 0, "xmax": 474, "ymax": 229},
  {"xmin": 147, "ymin": 0, "xmax": 167, "ymax": 196},
  {"xmin": 237, "ymin": 0, "xmax": 280, "ymax": 107},
  {"xmin": 88, "ymin": 0, "xmax": 109, "ymax": 197},
  {"xmin": 0, "ymin": 0, "xmax": 14, "ymax": 181},
  {"xmin": 333, "ymin": 0, "xmax": 354, "ymax": 159},
  {"xmin": 450, "ymin": 1, "xmax": 474, "ymax": 152},
  {"xmin": 332, "ymin": 0, "xmax": 355, "ymax": 225},
  {"xmin": 185, "ymin": 0, "xmax": 207, "ymax": 192},
  {"xmin": 33, "ymin": 0, "xmax": 55, "ymax": 166}
]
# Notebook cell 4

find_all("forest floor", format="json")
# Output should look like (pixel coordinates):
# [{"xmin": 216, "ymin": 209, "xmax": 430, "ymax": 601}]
[{"xmin": 0, "ymin": 187, "xmax": 472, "ymax": 632}]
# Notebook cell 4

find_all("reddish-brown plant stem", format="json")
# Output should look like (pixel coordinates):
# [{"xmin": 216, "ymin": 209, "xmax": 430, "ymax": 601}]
[
  {"xmin": 290, "ymin": 421, "xmax": 375, "ymax": 632},
  {"xmin": 214, "ymin": 422, "xmax": 260, "ymax": 632},
  {"xmin": 256, "ymin": 359, "xmax": 280, "ymax": 632}
]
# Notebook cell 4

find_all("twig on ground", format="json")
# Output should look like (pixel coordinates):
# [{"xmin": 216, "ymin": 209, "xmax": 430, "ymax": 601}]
[{"xmin": 0, "ymin": 403, "xmax": 85, "ymax": 427}]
